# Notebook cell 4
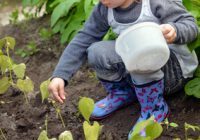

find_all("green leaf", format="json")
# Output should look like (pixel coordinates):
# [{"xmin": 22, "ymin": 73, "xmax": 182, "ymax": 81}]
[
  {"xmin": 188, "ymin": 35, "xmax": 200, "ymax": 51},
  {"xmin": 0, "ymin": 77, "xmax": 10, "ymax": 94},
  {"xmin": 5, "ymin": 37, "xmax": 15, "ymax": 50},
  {"xmin": 146, "ymin": 121, "xmax": 163, "ymax": 139},
  {"xmin": 51, "ymin": 0, "xmax": 80, "ymax": 27},
  {"xmin": 39, "ymin": 28, "xmax": 52, "ymax": 40},
  {"xmin": 0, "ymin": 55, "xmax": 12, "ymax": 73},
  {"xmin": 40, "ymin": 80, "xmax": 51, "ymax": 103},
  {"xmin": 60, "ymin": 15, "xmax": 84, "ymax": 43},
  {"xmin": 130, "ymin": 116, "xmax": 154, "ymax": 137},
  {"xmin": 185, "ymin": 122, "xmax": 200, "ymax": 131},
  {"xmin": 37, "ymin": 130, "xmax": 49, "ymax": 140},
  {"xmin": 49, "ymin": 0, "xmax": 65, "ymax": 8},
  {"xmin": 13, "ymin": 63, "xmax": 26, "ymax": 79},
  {"xmin": 32, "ymin": 0, "xmax": 40, "ymax": 5},
  {"xmin": 185, "ymin": 78, "xmax": 200, "ymax": 98},
  {"xmin": 129, "ymin": 116, "xmax": 162, "ymax": 139},
  {"xmin": 58, "ymin": 131, "xmax": 73, "ymax": 140},
  {"xmin": 92, "ymin": 0, "xmax": 98, "ymax": 5},
  {"xmin": 169, "ymin": 123, "xmax": 179, "ymax": 128},
  {"xmin": 16, "ymin": 77, "xmax": 34, "ymax": 93},
  {"xmin": 22, "ymin": 0, "xmax": 32, "ymax": 7},
  {"xmin": 0, "ymin": 50, "xmax": 3, "ymax": 55},
  {"xmin": 78, "ymin": 97, "xmax": 94, "ymax": 122},
  {"xmin": 84, "ymin": 0, "xmax": 93, "ymax": 18},
  {"xmin": 194, "ymin": 66, "xmax": 200, "ymax": 77},
  {"xmin": 183, "ymin": 0, "xmax": 193, "ymax": 11},
  {"xmin": 83, "ymin": 121, "xmax": 102, "ymax": 140},
  {"xmin": 0, "ymin": 38, "xmax": 5, "ymax": 49},
  {"xmin": 130, "ymin": 134, "xmax": 150, "ymax": 140}
]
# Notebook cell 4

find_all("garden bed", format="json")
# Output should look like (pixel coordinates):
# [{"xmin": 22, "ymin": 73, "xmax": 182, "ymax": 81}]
[{"xmin": 0, "ymin": 17, "xmax": 200, "ymax": 140}]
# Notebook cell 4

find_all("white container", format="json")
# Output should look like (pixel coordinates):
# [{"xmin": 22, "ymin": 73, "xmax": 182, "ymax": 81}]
[{"xmin": 115, "ymin": 22, "xmax": 170, "ymax": 73}]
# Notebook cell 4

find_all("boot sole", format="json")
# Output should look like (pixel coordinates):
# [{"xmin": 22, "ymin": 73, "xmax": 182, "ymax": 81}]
[{"xmin": 90, "ymin": 102, "xmax": 134, "ymax": 121}]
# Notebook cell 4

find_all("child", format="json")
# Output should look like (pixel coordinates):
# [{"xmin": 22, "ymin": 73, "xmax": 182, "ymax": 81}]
[{"xmin": 48, "ymin": 0, "xmax": 199, "ymax": 138}]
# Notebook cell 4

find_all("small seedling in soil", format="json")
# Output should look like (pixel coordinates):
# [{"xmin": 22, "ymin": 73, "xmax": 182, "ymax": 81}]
[
  {"xmin": 0, "ymin": 128, "xmax": 6, "ymax": 140},
  {"xmin": 37, "ymin": 114, "xmax": 73, "ymax": 140},
  {"xmin": 0, "ymin": 36, "xmax": 34, "ymax": 103},
  {"xmin": 162, "ymin": 118, "xmax": 179, "ymax": 130},
  {"xmin": 15, "ymin": 41, "xmax": 40, "ymax": 58},
  {"xmin": 38, "ymin": 130, "xmax": 73, "ymax": 140},
  {"xmin": 78, "ymin": 97, "xmax": 103, "ymax": 140},
  {"xmin": 184, "ymin": 122, "xmax": 200, "ymax": 140},
  {"xmin": 129, "ymin": 116, "xmax": 163, "ymax": 140},
  {"xmin": 40, "ymin": 79, "xmax": 66, "ymax": 128}
]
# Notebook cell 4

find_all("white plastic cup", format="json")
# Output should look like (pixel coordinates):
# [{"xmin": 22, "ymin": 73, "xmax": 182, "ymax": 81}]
[{"xmin": 115, "ymin": 22, "xmax": 170, "ymax": 73}]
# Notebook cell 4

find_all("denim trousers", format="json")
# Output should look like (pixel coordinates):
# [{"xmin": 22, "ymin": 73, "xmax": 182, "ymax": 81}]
[{"xmin": 86, "ymin": 40, "xmax": 188, "ymax": 95}]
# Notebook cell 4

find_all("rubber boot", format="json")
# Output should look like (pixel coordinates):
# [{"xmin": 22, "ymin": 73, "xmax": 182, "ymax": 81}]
[
  {"xmin": 128, "ymin": 79, "xmax": 169, "ymax": 139},
  {"xmin": 91, "ymin": 78, "xmax": 137, "ymax": 120}
]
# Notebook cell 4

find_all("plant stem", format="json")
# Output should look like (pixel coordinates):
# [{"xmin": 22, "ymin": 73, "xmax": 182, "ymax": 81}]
[
  {"xmin": 51, "ymin": 101, "xmax": 66, "ymax": 128},
  {"xmin": 6, "ymin": 46, "xmax": 13, "ymax": 84},
  {"xmin": 58, "ymin": 111, "xmax": 66, "ymax": 128},
  {"xmin": 185, "ymin": 129, "xmax": 188, "ymax": 140},
  {"xmin": 23, "ymin": 92, "xmax": 29, "ymax": 104},
  {"xmin": 45, "ymin": 114, "xmax": 48, "ymax": 133},
  {"xmin": 0, "ymin": 128, "xmax": 7, "ymax": 140}
]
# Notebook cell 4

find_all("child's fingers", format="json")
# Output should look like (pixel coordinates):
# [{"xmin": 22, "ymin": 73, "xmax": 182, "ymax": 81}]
[
  {"xmin": 160, "ymin": 24, "xmax": 176, "ymax": 43},
  {"xmin": 165, "ymin": 30, "xmax": 176, "ymax": 43},
  {"xmin": 52, "ymin": 90, "xmax": 64, "ymax": 103},
  {"xmin": 59, "ymin": 85, "xmax": 66, "ymax": 100},
  {"xmin": 160, "ymin": 24, "xmax": 171, "ymax": 35}
]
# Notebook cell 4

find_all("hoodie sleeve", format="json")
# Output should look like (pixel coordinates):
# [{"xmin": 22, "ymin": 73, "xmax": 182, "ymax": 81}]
[
  {"xmin": 150, "ymin": 0, "xmax": 199, "ymax": 44},
  {"xmin": 52, "ymin": 3, "xmax": 109, "ymax": 84}
]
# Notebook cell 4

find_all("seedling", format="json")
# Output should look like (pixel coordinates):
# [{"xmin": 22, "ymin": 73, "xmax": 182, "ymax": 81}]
[
  {"xmin": 9, "ymin": 9, "xmax": 19, "ymax": 24},
  {"xmin": 0, "ymin": 128, "xmax": 6, "ymax": 140},
  {"xmin": 129, "ymin": 116, "xmax": 163, "ymax": 140},
  {"xmin": 78, "ymin": 97, "xmax": 103, "ymax": 140},
  {"xmin": 162, "ymin": 118, "xmax": 179, "ymax": 130},
  {"xmin": 37, "ymin": 114, "xmax": 73, "ymax": 140},
  {"xmin": 39, "ymin": 28, "xmax": 53, "ymax": 40},
  {"xmin": 15, "ymin": 41, "xmax": 40, "ymax": 58},
  {"xmin": 184, "ymin": 122, "xmax": 200, "ymax": 140},
  {"xmin": 40, "ymin": 80, "xmax": 66, "ymax": 128},
  {"xmin": 0, "ymin": 37, "xmax": 34, "ymax": 103},
  {"xmin": 38, "ymin": 130, "xmax": 73, "ymax": 140}
]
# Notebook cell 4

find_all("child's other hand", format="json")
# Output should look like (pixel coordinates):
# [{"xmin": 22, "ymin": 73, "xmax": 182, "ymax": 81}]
[
  {"xmin": 160, "ymin": 24, "xmax": 177, "ymax": 44},
  {"xmin": 48, "ymin": 77, "xmax": 66, "ymax": 104}
]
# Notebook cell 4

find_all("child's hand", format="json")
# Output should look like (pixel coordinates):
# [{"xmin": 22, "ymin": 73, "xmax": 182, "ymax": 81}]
[
  {"xmin": 48, "ymin": 77, "xmax": 66, "ymax": 104},
  {"xmin": 160, "ymin": 24, "xmax": 177, "ymax": 44}
]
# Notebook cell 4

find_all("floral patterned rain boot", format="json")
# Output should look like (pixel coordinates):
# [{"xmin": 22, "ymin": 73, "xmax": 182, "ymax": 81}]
[
  {"xmin": 128, "ymin": 79, "xmax": 169, "ymax": 139},
  {"xmin": 91, "ymin": 78, "xmax": 137, "ymax": 120}
]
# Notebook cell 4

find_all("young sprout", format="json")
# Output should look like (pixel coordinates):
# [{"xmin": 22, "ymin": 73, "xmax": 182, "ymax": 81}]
[{"xmin": 40, "ymin": 79, "xmax": 66, "ymax": 128}]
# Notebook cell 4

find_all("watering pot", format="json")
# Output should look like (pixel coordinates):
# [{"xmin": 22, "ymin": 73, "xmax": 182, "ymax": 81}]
[{"xmin": 115, "ymin": 22, "xmax": 170, "ymax": 73}]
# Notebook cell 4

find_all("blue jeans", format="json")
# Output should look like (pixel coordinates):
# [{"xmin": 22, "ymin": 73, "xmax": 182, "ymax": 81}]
[{"xmin": 87, "ymin": 41, "xmax": 188, "ymax": 95}]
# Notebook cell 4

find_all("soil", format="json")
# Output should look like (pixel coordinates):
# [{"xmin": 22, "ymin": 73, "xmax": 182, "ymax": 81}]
[{"xmin": 0, "ymin": 16, "xmax": 200, "ymax": 140}]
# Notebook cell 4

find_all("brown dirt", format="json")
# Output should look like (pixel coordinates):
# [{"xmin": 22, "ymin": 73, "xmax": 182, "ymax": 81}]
[{"xmin": 0, "ymin": 16, "xmax": 200, "ymax": 140}]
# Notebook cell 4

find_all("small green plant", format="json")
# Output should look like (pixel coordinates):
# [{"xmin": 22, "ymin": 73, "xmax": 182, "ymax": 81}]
[
  {"xmin": 0, "ymin": 37, "xmax": 34, "ymax": 103},
  {"xmin": 0, "ymin": 128, "xmax": 6, "ymax": 140},
  {"xmin": 9, "ymin": 9, "xmax": 19, "ymax": 24},
  {"xmin": 38, "ymin": 130, "xmax": 73, "ymax": 140},
  {"xmin": 162, "ymin": 118, "xmax": 179, "ymax": 130},
  {"xmin": 129, "ymin": 116, "xmax": 163, "ymax": 140},
  {"xmin": 37, "ymin": 114, "xmax": 73, "ymax": 140},
  {"xmin": 78, "ymin": 97, "xmax": 103, "ymax": 140},
  {"xmin": 15, "ymin": 41, "xmax": 40, "ymax": 58},
  {"xmin": 40, "ymin": 79, "xmax": 66, "ymax": 128},
  {"xmin": 184, "ymin": 123, "xmax": 200, "ymax": 140},
  {"xmin": 185, "ymin": 66, "xmax": 200, "ymax": 98},
  {"xmin": 183, "ymin": 0, "xmax": 200, "ymax": 99},
  {"xmin": 39, "ymin": 28, "xmax": 53, "ymax": 40},
  {"xmin": 162, "ymin": 120, "xmax": 199, "ymax": 140}
]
